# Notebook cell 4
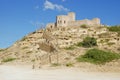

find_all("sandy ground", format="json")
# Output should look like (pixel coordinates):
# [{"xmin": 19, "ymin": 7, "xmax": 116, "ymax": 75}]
[{"xmin": 0, "ymin": 65, "xmax": 120, "ymax": 80}]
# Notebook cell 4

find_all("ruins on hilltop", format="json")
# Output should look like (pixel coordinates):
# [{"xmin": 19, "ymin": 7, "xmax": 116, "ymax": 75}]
[
  {"xmin": 0, "ymin": 12, "xmax": 120, "ymax": 70},
  {"xmin": 46, "ymin": 12, "xmax": 101, "ymax": 28}
]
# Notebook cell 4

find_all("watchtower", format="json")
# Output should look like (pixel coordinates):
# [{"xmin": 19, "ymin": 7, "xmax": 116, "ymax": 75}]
[
  {"xmin": 92, "ymin": 18, "xmax": 100, "ymax": 25},
  {"xmin": 68, "ymin": 12, "xmax": 75, "ymax": 22},
  {"xmin": 56, "ymin": 12, "xmax": 76, "ymax": 27}
]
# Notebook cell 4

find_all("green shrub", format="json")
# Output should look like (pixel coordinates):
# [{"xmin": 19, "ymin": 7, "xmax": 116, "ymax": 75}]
[
  {"xmin": 51, "ymin": 63, "xmax": 61, "ymax": 67},
  {"xmin": 107, "ymin": 26, "xmax": 120, "ymax": 36},
  {"xmin": 80, "ymin": 24, "xmax": 88, "ymax": 28},
  {"xmin": 31, "ymin": 59, "xmax": 35, "ymax": 62},
  {"xmin": 2, "ymin": 58, "xmax": 16, "ymax": 62},
  {"xmin": 76, "ymin": 37, "xmax": 97, "ymax": 48},
  {"xmin": 107, "ymin": 25, "xmax": 120, "ymax": 32},
  {"xmin": 82, "ymin": 37, "xmax": 97, "ymax": 48},
  {"xmin": 107, "ymin": 42, "xmax": 115, "ymax": 46},
  {"xmin": 66, "ymin": 63, "xmax": 73, "ymax": 67},
  {"xmin": 0, "ymin": 49, "xmax": 4, "ymax": 52},
  {"xmin": 76, "ymin": 42, "xmax": 83, "ymax": 47},
  {"xmin": 117, "ymin": 32, "xmax": 120, "ymax": 36},
  {"xmin": 77, "ymin": 49, "xmax": 120, "ymax": 64}
]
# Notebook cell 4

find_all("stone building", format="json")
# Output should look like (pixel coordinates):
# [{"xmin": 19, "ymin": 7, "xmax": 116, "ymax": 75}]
[{"xmin": 46, "ymin": 12, "xmax": 101, "ymax": 28}]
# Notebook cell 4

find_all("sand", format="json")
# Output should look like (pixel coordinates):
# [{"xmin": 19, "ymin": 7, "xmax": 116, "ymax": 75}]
[{"xmin": 0, "ymin": 65, "xmax": 120, "ymax": 80}]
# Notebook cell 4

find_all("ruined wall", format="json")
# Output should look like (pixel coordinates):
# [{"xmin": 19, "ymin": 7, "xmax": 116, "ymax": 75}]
[
  {"xmin": 56, "ymin": 12, "xmax": 76, "ymax": 27},
  {"xmin": 68, "ymin": 18, "xmax": 101, "ymax": 27},
  {"xmin": 56, "ymin": 15, "xmax": 69, "ymax": 27},
  {"xmin": 68, "ymin": 12, "xmax": 75, "ymax": 22},
  {"xmin": 46, "ymin": 12, "xmax": 101, "ymax": 28},
  {"xmin": 92, "ymin": 18, "xmax": 100, "ymax": 25},
  {"xmin": 46, "ymin": 23, "xmax": 55, "ymax": 29}
]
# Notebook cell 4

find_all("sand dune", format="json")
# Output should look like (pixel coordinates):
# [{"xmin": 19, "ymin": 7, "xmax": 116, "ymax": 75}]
[{"xmin": 0, "ymin": 65, "xmax": 120, "ymax": 80}]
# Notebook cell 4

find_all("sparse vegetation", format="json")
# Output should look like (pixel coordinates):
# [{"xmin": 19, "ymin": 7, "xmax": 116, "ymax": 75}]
[
  {"xmin": 80, "ymin": 24, "xmax": 88, "ymax": 28},
  {"xmin": 76, "ymin": 42, "xmax": 83, "ymax": 47},
  {"xmin": 21, "ymin": 36, "xmax": 27, "ymax": 41},
  {"xmin": 76, "ymin": 37, "xmax": 97, "ymax": 48},
  {"xmin": 2, "ymin": 58, "xmax": 16, "ymax": 62},
  {"xmin": 66, "ymin": 63, "xmax": 74, "ymax": 67},
  {"xmin": 22, "ymin": 47, "xmax": 28, "ymax": 49},
  {"xmin": 31, "ymin": 31, "xmax": 36, "ymax": 34},
  {"xmin": 81, "ymin": 37, "xmax": 97, "ymax": 48},
  {"xmin": 107, "ymin": 42, "xmax": 115, "ymax": 46},
  {"xmin": 26, "ymin": 51, "xmax": 32, "ymax": 54},
  {"xmin": 117, "ymin": 32, "xmax": 120, "ymax": 36},
  {"xmin": 107, "ymin": 25, "xmax": 120, "ymax": 32},
  {"xmin": 31, "ymin": 59, "xmax": 35, "ymax": 62},
  {"xmin": 65, "ymin": 46, "xmax": 75, "ymax": 50},
  {"xmin": 77, "ymin": 49, "xmax": 120, "ymax": 64},
  {"xmin": 51, "ymin": 63, "xmax": 61, "ymax": 67},
  {"xmin": 0, "ymin": 49, "xmax": 4, "ymax": 52},
  {"xmin": 107, "ymin": 25, "xmax": 120, "ymax": 36}
]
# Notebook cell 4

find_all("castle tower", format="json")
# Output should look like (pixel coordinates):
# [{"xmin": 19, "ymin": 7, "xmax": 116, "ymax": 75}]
[
  {"xmin": 56, "ymin": 15, "xmax": 69, "ymax": 27},
  {"xmin": 92, "ymin": 18, "xmax": 100, "ymax": 25},
  {"xmin": 68, "ymin": 12, "xmax": 76, "ymax": 22}
]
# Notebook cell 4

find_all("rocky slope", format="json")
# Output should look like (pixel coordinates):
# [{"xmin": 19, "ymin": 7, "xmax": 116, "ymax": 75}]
[{"xmin": 0, "ymin": 25, "xmax": 120, "ymax": 72}]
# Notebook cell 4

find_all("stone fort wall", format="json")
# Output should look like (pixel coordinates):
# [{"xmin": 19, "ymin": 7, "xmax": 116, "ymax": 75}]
[
  {"xmin": 46, "ymin": 12, "xmax": 101, "ymax": 28},
  {"xmin": 68, "ymin": 18, "xmax": 100, "ymax": 27}
]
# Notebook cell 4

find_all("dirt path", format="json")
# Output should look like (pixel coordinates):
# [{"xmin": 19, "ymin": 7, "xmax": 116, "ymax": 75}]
[{"xmin": 0, "ymin": 65, "xmax": 120, "ymax": 80}]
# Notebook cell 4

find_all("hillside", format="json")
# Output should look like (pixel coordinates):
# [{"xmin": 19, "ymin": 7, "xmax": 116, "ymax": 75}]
[{"xmin": 0, "ymin": 25, "xmax": 120, "ymax": 72}]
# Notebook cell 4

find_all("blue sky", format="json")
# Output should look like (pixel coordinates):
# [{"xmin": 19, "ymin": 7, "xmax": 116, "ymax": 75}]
[{"xmin": 0, "ymin": 0, "xmax": 120, "ymax": 48}]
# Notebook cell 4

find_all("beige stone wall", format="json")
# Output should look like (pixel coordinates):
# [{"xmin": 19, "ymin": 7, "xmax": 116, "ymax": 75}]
[
  {"xmin": 68, "ymin": 18, "xmax": 100, "ymax": 27},
  {"xmin": 46, "ymin": 23, "xmax": 55, "ymax": 29},
  {"xmin": 56, "ymin": 15, "xmax": 69, "ymax": 27},
  {"xmin": 92, "ymin": 18, "xmax": 100, "ymax": 25},
  {"xmin": 68, "ymin": 20, "xmax": 87, "ymax": 27},
  {"xmin": 56, "ymin": 12, "xmax": 76, "ymax": 27},
  {"xmin": 46, "ymin": 12, "xmax": 101, "ymax": 28},
  {"xmin": 68, "ymin": 12, "xmax": 75, "ymax": 22}
]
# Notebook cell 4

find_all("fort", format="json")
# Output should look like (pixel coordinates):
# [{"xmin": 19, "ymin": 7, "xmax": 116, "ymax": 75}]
[{"xmin": 46, "ymin": 12, "xmax": 101, "ymax": 28}]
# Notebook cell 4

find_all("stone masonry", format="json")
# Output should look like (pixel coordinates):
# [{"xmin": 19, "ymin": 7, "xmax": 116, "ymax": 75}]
[{"xmin": 46, "ymin": 12, "xmax": 101, "ymax": 28}]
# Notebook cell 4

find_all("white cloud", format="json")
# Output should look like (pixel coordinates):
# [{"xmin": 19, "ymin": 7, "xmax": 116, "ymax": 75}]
[
  {"xmin": 44, "ymin": 0, "xmax": 70, "ymax": 12},
  {"xmin": 44, "ymin": 0, "xmax": 55, "ymax": 10}
]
